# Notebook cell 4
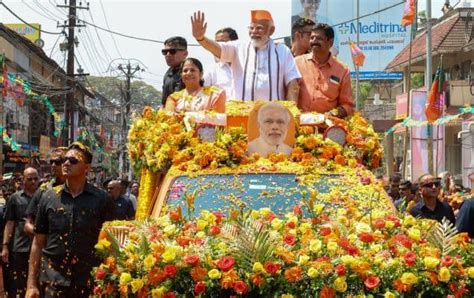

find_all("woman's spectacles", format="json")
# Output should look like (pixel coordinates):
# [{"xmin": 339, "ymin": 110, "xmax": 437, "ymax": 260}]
[{"xmin": 161, "ymin": 48, "xmax": 185, "ymax": 55}]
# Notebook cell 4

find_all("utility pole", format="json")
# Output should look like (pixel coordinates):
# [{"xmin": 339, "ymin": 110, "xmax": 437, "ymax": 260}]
[
  {"xmin": 426, "ymin": 0, "xmax": 434, "ymax": 175},
  {"xmin": 57, "ymin": 0, "xmax": 87, "ymax": 145},
  {"xmin": 117, "ymin": 61, "xmax": 141, "ymax": 177}
]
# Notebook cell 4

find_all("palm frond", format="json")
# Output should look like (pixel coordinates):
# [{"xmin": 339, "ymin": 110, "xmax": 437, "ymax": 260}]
[
  {"xmin": 426, "ymin": 217, "xmax": 459, "ymax": 257},
  {"xmin": 229, "ymin": 214, "xmax": 278, "ymax": 273}
]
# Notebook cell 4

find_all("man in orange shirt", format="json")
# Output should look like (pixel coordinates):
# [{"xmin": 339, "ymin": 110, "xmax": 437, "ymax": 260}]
[{"xmin": 295, "ymin": 23, "xmax": 354, "ymax": 118}]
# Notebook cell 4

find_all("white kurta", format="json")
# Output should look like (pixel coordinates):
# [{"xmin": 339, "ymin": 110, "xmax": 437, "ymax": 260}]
[
  {"xmin": 220, "ymin": 40, "xmax": 300, "ymax": 101},
  {"xmin": 203, "ymin": 62, "xmax": 235, "ymax": 100}
]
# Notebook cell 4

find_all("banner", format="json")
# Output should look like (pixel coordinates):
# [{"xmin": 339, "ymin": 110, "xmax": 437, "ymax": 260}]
[
  {"xmin": 410, "ymin": 90, "xmax": 445, "ymax": 181},
  {"xmin": 291, "ymin": 0, "xmax": 409, "ymax": 80}
]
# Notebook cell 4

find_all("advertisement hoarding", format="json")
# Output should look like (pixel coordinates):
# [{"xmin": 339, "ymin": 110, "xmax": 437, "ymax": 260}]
[
  {"xmin": 5, "ymin": 23, "xmax": 41, "ymax": 44},
  {"xmin": 410, "ymin": 90, "xmax": 445, "ymax": 181},
  {"xmin": 291, "ymin": 0, "xmax": 409, "ymax": 80}
]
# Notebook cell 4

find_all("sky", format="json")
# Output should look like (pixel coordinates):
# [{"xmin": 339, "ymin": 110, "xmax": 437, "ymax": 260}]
[{"xmin": 0, "ymin": 0, "xmax": 448, "ymax": 92}]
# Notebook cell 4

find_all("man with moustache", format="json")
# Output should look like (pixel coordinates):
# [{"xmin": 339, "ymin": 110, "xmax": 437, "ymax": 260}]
[
  {"xmin": 409, "ymin": 174, "xmax": 455, "ymax": 225},
  {"xmin": 247, "ymin": 102, "xmax": 293, "ymax": 157},
  {"xmin": 192, "ymin": 10, "xmax": 300, "ymax": 101},
  {"xmin": 24, "ymin": 147, "xmax": 68, "ymax": 236},
  {"xmin": 161, "ymin": 36, "xmax": 188, "ymax": 105},
  {"xmin": 203, "ymin": 27, "xmax": 239, "ymax": 99},
  {"xmin": 2, "ymin": 167, "xmax": 40, "ymax": 297},
  {"xmin": 295, "ymin": 23, "xmax": 354, "ymax": 117},
  {"xmin": 26, "ymin": 142, "xmax": 115, "ymax": 297}
]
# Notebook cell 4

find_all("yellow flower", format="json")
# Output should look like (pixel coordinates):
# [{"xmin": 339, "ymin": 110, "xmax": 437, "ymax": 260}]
[
  {"xmin": 131, "ymin": 278, "xmax": 144, "ymax": 293},
  {"xmin": 271, "ymin": 218, "xmax": 283, "ymax": 230},
  {"xmin": 467, "ymin": 267, "xmax": 474, "ymax": 279},
  {"xmin": 299, "ymin": 222, "xmax": 312, "ymax": 234},
  {"xmin": 355, "ymin": 222, "xmax": 372, "ymax": 233},
  {"xmin": 400, "ymin": 272, "xmax": 418, "ymax": 285},
  {"xmin": 162, "ymin": 249, "xmax": 176, "ymax": 263},
  {"xmin": 403, "ymin": 215, "xmax": 417, "ymax": 227},
  {"xmin": 217, "ymin": 242, "xmax": 228, "ymax": 252},
  {"xmin": 337, "ymin": 208, "xmax": 347, "ymax": 216},
  {"xmin": 384, "ymin": 291, "xmax": 396, "ymax": 298},
  {"xmin": 370, "ymin": 244, "xmax": 383, "ymax": 253},
  {"xmin": 94, "ymin": 239, "xmax": 111, "ymax": 251},
  {"xmin": 337, "ymin": 215, "xmax": 349, "ymax": 226},
  {"xmin": 341, "ymin": 255, "xmax": 355, "ymax": 266},
  {"xmin": 163, "ymin": 224, "xmax": 176, "ymax": 236},
  {"xmin": 384, "ymin": 220, "xmax": 395, "ymax": 229},
  {"xmin": 309, "ymin": 239, "xmax": 322, "ymax": 253},
  {"xmin": 423, "ymin": 256, "xmax": 440, "ymax": 270},
  {"xmin": 281, "ymin": 295, "xmax": 294, "ymax": 298},
  {"xmin": 334, "ymin": 277, "xmax": 347, "ymax": 293},
  {"xmin": 250, "ymin": 210, "xmax": 260, "ymax": 219},
  {"xmin": 119, "ymin": 272, "xmax": 132, "ymax": 286},
  {"xmin": 307, "ymin": 267, "xmax": 318, "ymax": 278},
  {"xmin": 197, "ymin": 219, "xmax": 208, "ymax": 231},
  {"xmin": 298, "ymin": 255, "xmax": 310, "ymax": 265},
  {"xmin": 313, "ymin": 204, "xmax": 325, "ymax": 215},
  {"xmin": 208, "ymin": 269, "xmax": 221, "ymax": 279},
  {"xmin": 143, "ymin": 254, "xmax": 156, "ymax": 270},
  {"xmin": 259, "ymin": 208, "xmax": 271, "ymax": 217},
  {"xmin": 327, "ymin": 241, "xmax": 338, "ymax": 255},
  {"xmin": 408, "ymin": 227, "xmax": 421, "ymax": 241},
  {"xmin": 438, "ymin": 267, "xmax": 451, "ymax": 282},
  {"xmin": 151, "ymin": 286, "xmax": 167, "ymax": 298},
  {"xmin": 196, "ymin": 231, "xmax": 206, "ymax": 238},
  {"xmin": 253, "ymin": 262, "xmax": 264, "ymax": 272}
]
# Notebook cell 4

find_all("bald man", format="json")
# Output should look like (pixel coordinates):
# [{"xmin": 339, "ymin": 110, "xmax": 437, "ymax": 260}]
[{"xmin": 2, "ymin": 167, "xmax": 39, "ymax": 297}]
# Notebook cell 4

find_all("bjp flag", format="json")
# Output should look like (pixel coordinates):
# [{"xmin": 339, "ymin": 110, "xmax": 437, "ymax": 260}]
[
  {"xmin": 401, "ymin": 0, "xmax": 416, "ymax": 27},
  {"xmin": 425, "ymin": 63, "xmax": 445, "ymax": 123},
  {"xmin": 350, "ymin": 41, "xmax": 365, "ymax": 67}
]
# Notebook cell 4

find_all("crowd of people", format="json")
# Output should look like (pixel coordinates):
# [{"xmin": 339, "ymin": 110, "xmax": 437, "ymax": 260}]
[
  {"xmin": 0, "ymin": 143, "xmax": 138, "ymax": 297},
  {"xmin": 379, "ymin": 172, "xmax": 474, "ymax": 238},
  {"xmin": 160, "ymin": 10, "xmax": 354, "ymax": 119}
]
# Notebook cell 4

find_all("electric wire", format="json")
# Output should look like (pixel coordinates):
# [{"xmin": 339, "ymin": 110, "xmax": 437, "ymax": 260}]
[
  {"xmin": 98, "ymin": 0, "xmax": 122, "ymax": 58},
  {"xmin": 21, "ymin": 0, "xmax": 57, "ymax": 22},
  {"xmin": 86, "ymin": 9, "xmax": 113, "ymax": 63},
  {"xmin": 32, "ymin": 0, "xmax": 64, "ymax": 20},
  {"xmin": 0, "ymin": 2, "xmax": 63, "ymax": 35}
]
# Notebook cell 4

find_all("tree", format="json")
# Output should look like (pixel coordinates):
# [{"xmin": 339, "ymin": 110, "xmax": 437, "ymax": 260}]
[
  {"xmin": 351, "ymin": 81, "xmax": 372, "ymax": 108},
  {"xmin": 411, "ymin": 73, "xmax": 424, "ymax": 89},
  {"xmin": 87, "ymin": 76, "xmax": 162, "ymax": 111},
  {"xmin": 418, "ymin": 10, "xmax": 427, "ymax": 25}
]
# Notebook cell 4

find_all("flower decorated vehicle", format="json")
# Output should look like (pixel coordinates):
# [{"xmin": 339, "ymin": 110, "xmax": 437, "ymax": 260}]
[{"xmin": 93, "ymin": 101, "xmax": 474, "ymax": 297}]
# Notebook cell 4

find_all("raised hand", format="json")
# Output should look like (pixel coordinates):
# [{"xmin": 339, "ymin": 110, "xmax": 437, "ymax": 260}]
[{"xmin": 191, "ymin": 11, "xmax": 207, "ymax": 40}]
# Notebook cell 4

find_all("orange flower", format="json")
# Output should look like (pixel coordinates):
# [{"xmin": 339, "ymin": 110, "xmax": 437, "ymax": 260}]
[
  {"xmin": 143, "ymin": 106, "xmax": 153, "ymax": 119},
  {"xmin": 190, "ymin": 267, "xmax": 208, "ymax": 282},
  {"xmin": 290, "ymin": 147, "xmax": 304, "ymax": 161},
  {"xmin": 284, "ymin": 266, "xmax": 303, "ymax": 283},
  {"xmin": 303, "ymin": 136, "xmax": 318, "ymax": 149},
  {"xmin": 319, "ymin": 286, "xmax": 336, "ymax": 298},
  {"xmin": 251, "ymin": 273, "xmax": 264, "ymax": 286},
  {"xmin": 393, "ymin": 279, "xmax": 411, "ymax": 293},
  {"xmin": 334, "ymin": 154, "xmax": 346, "ymax": 165},
  {"xmin": 220, "ymin": 269, "xmax": 239, "ymax": 289},
  {"xmin": 299, "ymin": 125, "xmax": 315, "ymax": 135},
  {"xmin": 302, "ymin": 152, "xmax": 313, "ymax": 161}
]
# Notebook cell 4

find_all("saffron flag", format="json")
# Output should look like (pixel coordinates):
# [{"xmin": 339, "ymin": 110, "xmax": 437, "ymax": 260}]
[
  {"xmin": 401, "ymin": 0, "xmax": 416, "ymax": 27},
  {"xmin": 349, "ymin": 41, "xmax": 365, "ymax": 67},
  {"xmin": 0, "ymin": 53, "xmax": 8, "ymax": 97},
  {"xmin": 425, "ymin": 63, "xmax": 445, "ymax": 123}
]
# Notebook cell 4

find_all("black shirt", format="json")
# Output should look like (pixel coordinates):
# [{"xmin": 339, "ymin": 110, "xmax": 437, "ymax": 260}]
[
  {"xmin": 456, "ymin": 198, "xmax": 474, "ymax": 238},
  {"xmin": 114, "ymin": 195, "xmax": 135, "ymax": 220},
  {"xmin": 25, "ymin": 178, "xmax": 62, "ymax": 219},
  {"xmin": 4, "ymin": 190, "xmax": 33, "ymax": 253},
  {"xmin": 162, "ymin": 66, "xmax": 182, "ymax": 105},
  {"xmin": 35, "ymin": 183, "xmax": 116, "ymax": 287},
  {"xmin": 409, "ymin": 199, "xmax": 456, "ymax": 225}
]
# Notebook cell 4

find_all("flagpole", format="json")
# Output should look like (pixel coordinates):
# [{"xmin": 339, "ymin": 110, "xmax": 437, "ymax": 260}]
[
  {"xmin": 355, "ymin": 0, "xmax": 360, "ymax": 111},
  {"xmin": 426, "ymin": 0, "xmax": 434, "ymax": 175}
]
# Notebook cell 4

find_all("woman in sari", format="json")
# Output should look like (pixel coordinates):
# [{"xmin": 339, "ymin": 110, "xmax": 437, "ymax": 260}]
[{"xmin": 165, "ymin": 57, "xmax": 226, "ymax": 113}]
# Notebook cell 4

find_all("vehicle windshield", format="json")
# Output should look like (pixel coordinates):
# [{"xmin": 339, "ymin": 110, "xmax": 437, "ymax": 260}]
[{"xmin": 164, "ymin": 173, "xmax": 343, "ymax": 216}]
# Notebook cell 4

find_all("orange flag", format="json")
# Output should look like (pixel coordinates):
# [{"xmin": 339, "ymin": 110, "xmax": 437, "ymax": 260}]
[
  {"xmin": 425, "ymin": 64, "xmax": 445, "ymax": 123},
  {"xmin": 401, "ymin": 0, "xmax": 416, "ymax": 27},
  {"xmin": 350, "ymin": 41, "xmax": 365, "ymax": 67}
]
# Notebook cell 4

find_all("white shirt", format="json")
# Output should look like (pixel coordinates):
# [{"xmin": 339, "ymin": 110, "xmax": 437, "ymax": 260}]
[
  {"xmin": 247, "ymin": 137, "xmax": 293, "ymax": 158},
  {"xmin": 220, "ymin": 40, "xmax": 300, "ymax": 101},
  {"xmin": 204, "ymin": 62, "xmax": 235, "ymax": 99}
]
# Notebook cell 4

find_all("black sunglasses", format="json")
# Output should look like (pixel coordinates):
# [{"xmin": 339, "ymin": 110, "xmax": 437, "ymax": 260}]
[
  {"xmin": 63, "ymin": 156, "xmax": 80, "ymax": 165},
  {"xmin": 422, "ymin": 181, "xmax": 441, "ymax": 188},
  {"xmin": 161, "ymin": 48, "xmax": 185, "ymax": 55},
  {"xmin": 50, "ymin": 158, "xmax": 64, "ymax": 165}
]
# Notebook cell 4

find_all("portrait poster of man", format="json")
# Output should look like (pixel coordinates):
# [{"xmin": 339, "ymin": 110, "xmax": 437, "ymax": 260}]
[{"xmin": 247, "ymin": 102, "xmax": 295, "ymax": 158}]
